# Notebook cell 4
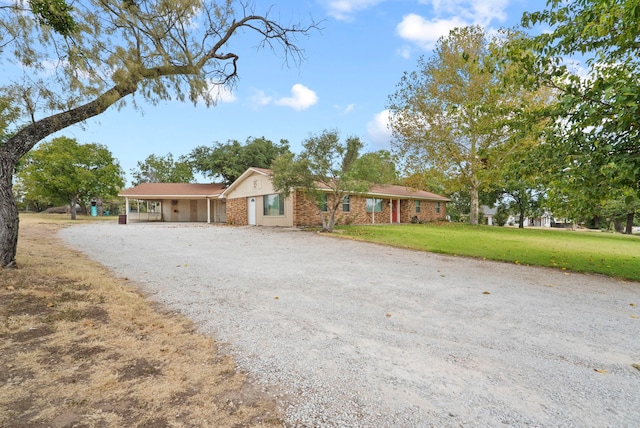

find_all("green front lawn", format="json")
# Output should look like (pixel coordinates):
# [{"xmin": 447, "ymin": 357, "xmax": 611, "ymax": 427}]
[{"xmin": 336, "ymin": 223, "xmax": 640, "ymax": 282}]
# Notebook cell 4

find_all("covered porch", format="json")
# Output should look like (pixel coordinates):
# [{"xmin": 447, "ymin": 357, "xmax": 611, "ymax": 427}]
[{"xmin": 119, "ymin": 183, "xmax": 227, "ymax": 224}]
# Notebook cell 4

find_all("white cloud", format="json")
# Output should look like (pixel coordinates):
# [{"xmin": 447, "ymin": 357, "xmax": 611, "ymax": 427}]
[
  {"xmin": 323, "ymin": 0, "xmax": 386, "ymax": 21},
  {"xmin": 209, "ymin": 85, "xmax": 236, "ymax": 103},
  {"xmin": 419, "ymin": 0, "xmax": 509, "ymax": 26},
  {"xmin": 275, "ymin": 84, "xmax": 318, "ymax": 111},
  {"xmin": 249, "ymin": 88, "xmax": 273, "ymax": 107},
  {"xmin": 366, "ymin": 109, "xmax": 392, "ymax": 148},
  {"xmin": 397, "ymin": 45, "xmax": 413, "ymax": 60},
  {"xmin": 397, "ymin": 14, "xmax": 466, "ymax": 50},
  {"xmin": 334, "ymin": 103, "xmax": 355, "ymax": 114},
  {"xmin": 399, "ymin": 0, "xmax": 511, "ymax": 52}
]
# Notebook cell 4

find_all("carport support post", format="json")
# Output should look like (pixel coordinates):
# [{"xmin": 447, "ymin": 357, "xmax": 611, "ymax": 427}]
[
  {"xmin": 207, "ymin": 197, "xmax": 211, "ymax": 224},
  {"xmin": 125, "ymin": 197, "xmax": 129, "ymax": 223}
]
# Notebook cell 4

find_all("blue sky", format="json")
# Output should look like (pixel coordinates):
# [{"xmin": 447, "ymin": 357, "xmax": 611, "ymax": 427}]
[{"xmin": 55, "ymin": 0, "xmax": 544, "ymax": 185}]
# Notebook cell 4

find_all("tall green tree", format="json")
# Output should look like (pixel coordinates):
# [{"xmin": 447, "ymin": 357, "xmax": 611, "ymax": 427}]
[
  {"xmin": 0, "ymin": 1, "xmax": 317, "ymax": 267},
  {"xmin": 506, "ymin": 0, "xmax": 640, "ymax": 233},
  {"xmin": 190, "ymin": 137, "xmax": 290, "ymax": 185},
  {"xmin": 271, "ymin": 130, "xmax": 372, "ymax": 233},
  {"xmin": 131, "ymin": 153, "xmax": 193, "ymax": 185},
  {"xmin": 349, "ymin": 150, "xmax": 398, "ymax": 185},
  {"xmin": 18, "ymin": 137, "xmax": 124, "ymax": 219},
  {"xmin": 388, "ymin": 26, "xmax": 517, "ymax": 225}
]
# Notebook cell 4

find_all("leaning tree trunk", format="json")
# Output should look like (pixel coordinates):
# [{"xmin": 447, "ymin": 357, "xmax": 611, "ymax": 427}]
[
  {"xmin": 0, "ymin": 157, "xmax": 19, "ymax": 268},
  {"xmin": 0, "ymin": 83, "xmax": 137, "ymax": 268}
]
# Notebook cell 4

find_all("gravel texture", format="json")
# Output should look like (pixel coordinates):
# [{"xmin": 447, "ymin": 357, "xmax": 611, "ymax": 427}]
[{"xmin": 59, "ymin": 222, "xmax": 640, "ymax": 427}]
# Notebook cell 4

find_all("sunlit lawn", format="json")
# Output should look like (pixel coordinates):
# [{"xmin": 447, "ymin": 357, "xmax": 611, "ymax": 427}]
[{"xmin": 336, "ymin": 223, "xmax": 640, "ymax": 282}]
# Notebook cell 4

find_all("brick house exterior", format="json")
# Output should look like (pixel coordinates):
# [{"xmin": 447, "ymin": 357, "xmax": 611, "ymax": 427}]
[
  {"xmin": 221, "ymin": 168, "xmax": 449, "ymax": 227},
  {"xmin": 292, "ymin": 189, "xmax": 447, "ymax": 227},
  {"xmin": 120, "ymin": 168, "xmax": 449, "ymax": 226}
]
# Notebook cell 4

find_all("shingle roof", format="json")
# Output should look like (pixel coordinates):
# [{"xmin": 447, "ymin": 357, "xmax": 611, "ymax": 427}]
[
  {"xmin": 314, "ymin": 181, "xmax": 450, "ymax": 201},
  {"xmin": 366, "ymin": 184, "xmax": 450, "ymax": 201},
  {"xmin": 119, "ymin": 182, "xmax": 226, "ymax": 199}
]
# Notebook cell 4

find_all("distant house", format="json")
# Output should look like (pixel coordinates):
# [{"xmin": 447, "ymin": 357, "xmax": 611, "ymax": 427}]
[{"xmin": 119, "ymin": 167, "xmax": 450, "ymax": 226}]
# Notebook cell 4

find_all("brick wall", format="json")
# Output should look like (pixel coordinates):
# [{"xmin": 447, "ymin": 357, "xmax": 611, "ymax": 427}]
[
  {"xmin": 226, "ymin": 197, "xmax": 247, "ymax": 225},
  {"xmin": 401, "ymin": 199, "xmax": 447, "ymax": 223},
  {"xmin": 293, "ymin": 191, "xmax": 447, "ymax": 226}
]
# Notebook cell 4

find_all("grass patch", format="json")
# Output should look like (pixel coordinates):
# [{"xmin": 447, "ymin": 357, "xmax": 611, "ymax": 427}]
[
  {"xmin": 336, "ymin": 223, "xmax": 640, "ymax": 282},
  {"xmin": 1, "ymin": 213, "xmax": 282, "ymax": 427}
]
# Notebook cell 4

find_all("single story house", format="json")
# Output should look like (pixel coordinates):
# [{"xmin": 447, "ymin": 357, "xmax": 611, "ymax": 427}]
[{"xmin": 119, "ymin": 167, "xmax": 449, "ymax": 226}]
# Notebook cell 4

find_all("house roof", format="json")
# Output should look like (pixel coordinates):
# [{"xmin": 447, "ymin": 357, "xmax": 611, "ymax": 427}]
[
  {"xmin": 119, "ymin": 169, "xmax": 450, "ymax": 202},
  {"xmin": 119, "ymin": 182, "xmax": 226, "ymax": 199},
  {"xmin": 365, "ymin": 184, "xmax": 450, "ymax": 201},
  {"xmin": 314, "ymin": 181, "xmax": 450, "ymax": 201}
]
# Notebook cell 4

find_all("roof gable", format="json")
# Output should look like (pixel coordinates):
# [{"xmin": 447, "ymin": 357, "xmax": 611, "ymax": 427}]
[{"xmin": 220, "ymin": 167, "xmax": 272, "ymax": 198}]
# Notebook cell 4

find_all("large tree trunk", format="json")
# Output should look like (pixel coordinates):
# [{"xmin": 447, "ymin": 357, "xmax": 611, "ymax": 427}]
[
  {"xmin": 625, "ymin": 212, "xmax": 635, "ymax": 235},
  {"xmin": 518, "ymin": 211, "xmax": 525, "ymax": 228},
  {"xmin": 70, "ymin": 197, "xmax": 77, "ymax": 220},
  {"xmin": 469, "ymin": 182, "xmax": 479, "ymax": 225},
  {"xmin": 0, "ymin": 157, "xmax": 19, "ymax": 268}
]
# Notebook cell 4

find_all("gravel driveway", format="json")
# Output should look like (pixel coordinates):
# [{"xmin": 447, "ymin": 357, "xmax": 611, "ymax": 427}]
[{"xmin": 59, "ymin": 223, "xmax": 640, "ymax": 427}]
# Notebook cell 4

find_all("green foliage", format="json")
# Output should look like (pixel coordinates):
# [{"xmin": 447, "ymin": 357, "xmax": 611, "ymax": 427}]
[
  {"xmin": 131, "ymin": 153, "xmax": 193, "ymax": 185},
  {"xmin": 493, "ymin": 205, "xmax": 509, "ymax": 227},
  {"xmin": 29, "ymin": 0, "xmax": 76, "ymax": 35},
  {"xmin": 0, "ymin": 0, "xmax": 317, "ymax": 267},
  {"xmin": 271, "ymin": 129, "xmax": 374, "ymax": 232},
  {"xmin": 348, "ymin": 150, "xmax": 398, "ymax": 185},
  {"xmin": 338, "ymin": 224, "xmax": 640, "ymax": 281},
  {"xmin": 17, "ymin": 137, "xmax": 124, "ymax": 219},
  {"xmin": 505, "ymin": 0, "xmax": 640, "ymax": 233},
  {"xmin": 388, "ymin": 26, "xmax": 537, "ymax": 225},
  {"xmin": 190, "ymin": 137, "xmax": 290, "ymax": 185}
]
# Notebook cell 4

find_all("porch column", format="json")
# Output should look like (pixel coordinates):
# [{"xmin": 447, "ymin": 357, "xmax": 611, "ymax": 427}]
[
  {"xmin": 207, "ymin": 197, "xmax": 211, "ymax": 224},
  {"xmin": 389, "ymin": 199, "xmax": 393, "ymax": 224},
  {"xmin": 125, "ymin": 197, "xmax": 129, "ymax": 223},
  {"xmin": 396, "ymin": 198, "xmax": 400, "ymax": 223}
]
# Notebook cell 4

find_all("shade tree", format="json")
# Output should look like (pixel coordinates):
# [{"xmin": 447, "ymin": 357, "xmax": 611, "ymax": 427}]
[
  {"xmin": 0, "ymin": 0, "xmax": 318, "ymax": 267},
  {"xmin": 131, "ymin": 153, "xmax": 194, "ymax": 185},
  {"xmin": 190, "ymin": 137, "xmax": 291, "ymax": 185},
  {"xmin": 271, "ymin": 130, "xmax": 373, "ymax": 233},
  {"xmin": 17, "ymin": 137, "xmax": 124, "ymax": 219},
  {"xmin": 388, "ymin": 26, "xmax": 530, "ymax": 225},
  {"xmin": 505, "ymin": 0, "xmax": 640, "ymax": 233}
]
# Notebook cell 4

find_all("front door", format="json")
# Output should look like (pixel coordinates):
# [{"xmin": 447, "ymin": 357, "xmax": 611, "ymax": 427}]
[
  {"xmin": 248, "ymin": 197, "xmax": 256, "ymax": 225},
  {"xmin": 392, "ymin": 200, "xmax": 398, "ymax": 223}
]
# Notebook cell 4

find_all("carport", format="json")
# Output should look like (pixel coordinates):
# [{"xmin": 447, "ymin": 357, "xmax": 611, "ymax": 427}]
[{"xmin": 119, "ymin": 183, "xmax": 226, "ymax": 224}]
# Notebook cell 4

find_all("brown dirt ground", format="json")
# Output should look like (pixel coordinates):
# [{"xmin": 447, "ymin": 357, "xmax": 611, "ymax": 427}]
[{"xmin": 0, "ymin": 215, "xmax": 282, "ymax": 427}]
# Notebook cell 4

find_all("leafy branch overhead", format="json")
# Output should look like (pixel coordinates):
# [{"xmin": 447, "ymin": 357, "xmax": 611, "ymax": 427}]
[{"xmin": 0, "ymin": 0, "xmax": 319, "ymax": 268}]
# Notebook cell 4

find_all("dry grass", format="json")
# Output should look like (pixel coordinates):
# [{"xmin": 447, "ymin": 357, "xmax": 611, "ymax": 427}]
[{"xmin": 0, "ymin": 214, "xmax": 282, "ymax": 427}]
